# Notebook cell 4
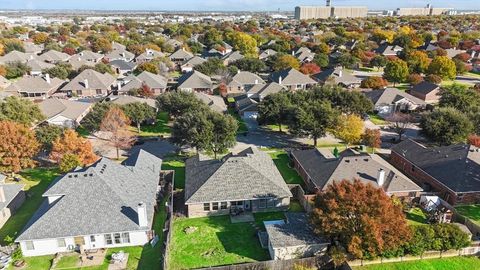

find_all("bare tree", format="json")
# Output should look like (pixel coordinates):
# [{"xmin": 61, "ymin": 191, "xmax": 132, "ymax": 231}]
[
  {"xmin": 100, "ymin": 107, "xmax": 135, "ymax": 159},
  {"xmin": 386, "ymin": 112, "xmax": 413, "ymax": 141}
]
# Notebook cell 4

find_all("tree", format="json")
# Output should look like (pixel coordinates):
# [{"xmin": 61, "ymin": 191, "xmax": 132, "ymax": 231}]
[
  {"xmin": 299, "ymin": 63, "xmax": 321, "ymax": 75},
  {"xmin": 312, "ymin": 86, "xmax": 374, "ymax": 116},
  {"xmin": 453, "ymin": 58, "xmax": 469, "ymax": 75},
  {"xmin": 385, "ymin": 113, "xmax": 412, "ymax": 141},
  {"xmin": 50, "ymin": 129, "xmax": 98, "ymax": 165},
  {"xmin": 0, "ymin": 96, "xmax": 44, "ymax": 125},
  {"xmin": 35, "ymin": 124, "xmax": 64, "ymax": 151},
  {"xmin": 172, "ymin": 109, "xmax": 212, "ymax": 152},
  {"xmin": 384, "ymin": 59, "xmax": 409, "ymax": 86},
  {"xmin": 468, "ymin": 134, "xmax": 480, "ymax": 147},
  {"xmin": 311, "ymin": 180, "xmax": 411, "ymax": 259},
  {"xmin": 362, "ymin": 128, "xmax": 381, "ymax": 153},
  {"xmin": 5, "ymin": 61, "xmax": 30, "ymax": 79},
  {"xmin": 408, "ymin": 74, "xmax": 424, "ymax": 85},
  {"xmin": 421, "ymin": 107, "xmax": 473, "ymax": 145},
  {"xmin": 0, "ymin": 121, "xmax": 40, "ymax": 173},
  {"xmin": 406, "ymin": 51, "xmax": 430, "ymax": 74},
  {"xmin": 230, "ymin": 32, "xmax": 258, "ymax": 58},
  {"xmin": 156, "ymin": 91, "xmax": 207, "ymax": 118},
  {"xmin": 100, "ymin": 107, "xmax": 135, "ymax": 159},
  {"xmin": 59, "ymin": 153, "xmax": 81, "ymax": 173},
  {"xmin": 258, "ymin": 92, "xmax": 292, "ymax": 132},
  {"xmin": 337, "ymin": 53, "xmax": 359, "ymax": 69},
  {"xmin": 360, "ymin": 76, "xmax": 388, "ymax": 89},
  {"xmin": 439, "ymin": 84, "xmax": 480, "ymax": 113},
  {"xmin": 313, "ymin": 53, "xmax": 329, "ymax": 68},
  {"xmin": 135, "ymin": 62, "xmax": 159, "ymax": 75},
  {"xmin": 194, "ymin": 58, "xmax": 226, "ymax": 76},
  {"xmin": 289, "ymin": 100, "xmax": 337, "ymax": 146},
  {"xmin": 94, "ymin": 63, "xmax": 114, "ymax": 75},
  {"xmin": 406, "ymin": 224, "xmax": 470, "ymax": 255},
  {"xmin": 272, "ymin": 54, "xmax": 300, "ymax": 71},
  {"xmin": 44, "ymin": 63, "xmax": 72, "ymax": 80},
  {"xmin": 371, "ymin": 55, "xmax": 388, "ymax": 70},
  {"xmin": 231, "ymin": 58, "xmax": 266, "ymax": 73},
  {"xmin": 333, "ymin": 114, "xmax": 364, "ymax": 147},
  {"xmin": 32, "ymin": 32, "xmax": 49, "ymax": 44},
  {"xmin": 428, "ymin": 56, "xmax": 457, "ymax": 80},
  {"xmin": 425, "ymin": 74, "xmax": 442, "ymax": 84},
  {"xmin": 205, "ymin": 112, "xmax": 238, "ymax": 159},
  {"xmin": 91, "ymin": 37, "xmax": 112, "ymax": 53},
  {"xmin": 81, "ymin": 102, "xmax": 117, "ymax": 132},
  {"xmin": 122, "ymin": 102, "xmax": 156, "ymax": 133}
]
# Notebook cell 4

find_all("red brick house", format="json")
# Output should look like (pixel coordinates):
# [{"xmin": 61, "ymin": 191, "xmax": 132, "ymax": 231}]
[{"xmin": 391, "ymin": 139, "xmax": 480, "ymax": 205}]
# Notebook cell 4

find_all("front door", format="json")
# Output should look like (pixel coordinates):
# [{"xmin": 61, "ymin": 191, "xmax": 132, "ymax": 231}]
[{"xmin": 244, "ymin": 200, "xmax": 250, "ymax": 210}]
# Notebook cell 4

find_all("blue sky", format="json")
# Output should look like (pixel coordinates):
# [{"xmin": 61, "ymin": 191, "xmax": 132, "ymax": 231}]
[{"xmin": 0, "ymin": 0, "xmax": 477, "ymax": 11}]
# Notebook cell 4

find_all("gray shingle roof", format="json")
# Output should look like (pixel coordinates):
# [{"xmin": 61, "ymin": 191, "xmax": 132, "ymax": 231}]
[
  {"xmin": 169, "ymin": 49, "xmax": 193, "ymax": 61},
  {"xmin": 110, "ymin": 95, "xmax": 157, "ymax": 109},
  {"xmin": 291, "ymin": 148, "xmax": 422, "ymax": 193},
  {"xmin": 16, "ymin": 150, "xmax": 162, "ymax": 241},
  {"xmin": 61, "ymin": 69, "xmax": 115, "ymax": 91},
  {"xmin": 312, "ymin": 67, "xmax": 361, "ymax": 86},
  {"xmin": 365, "ymin": 88, "xmax": 426, "ymax": 107},
  {"xmin": 185, "ymin": 147, "xmax": 292, "ymax": 204},
  {"xmin": 39, "ymin": 98, "xmax": 92, "ymax": 120},
  {"xmin": 247, "ymin": 82, "xmax": 286, "ymax": 99},
  {"xmin": 0, "ymin": 50, "xmax": 32, "ymax": 64},
  {"xmin": 392, "ymin": 139, "xmax": 480, "ymax": 193},
  {"xmin": 120, "ymin": 71, "xmax": 167, "ymax": 93},
  {"xmin": 229, "ymin": 71, "xmax": 265, "ymax": 88},
  {"xmin": 181, "ymin": 56, "xmax": 207, "ymax": 67},
  {"xmin": 0, "ymin": 183, "xmax": 24, "ymax": 210},
  {"xmin": 177, "ymin": 70, "xmax": 212, "ymax": 90},
  {"xmin": 194, "ymin": 92, "xmax": 227, "ymax": 113},
  {"xmin": 269, "ymin": 68, "xmax": 317, "ymax": 86},
  {"xmin": 135, "ymin": 50, "xmax": 165, "ymax": 62},
  {"xmin": 26, "ymin": 59, "xmax": 54, "ymax": 71},
  {"xmin": 37, "ymin": 50, "xmax": 71, "ymax": 62},
  {"xmin": 410, "ymin": 81, "xmax": 440, "ymax": 95},
  {"xmin": 6, "ymin": 76, "xmax": 64, "ymax": 94}
]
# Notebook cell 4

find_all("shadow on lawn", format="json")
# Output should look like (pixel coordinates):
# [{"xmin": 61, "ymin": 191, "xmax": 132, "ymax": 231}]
[{"xmin": 215, "ymin": 226, "xmax": 269, "ymax": 262}]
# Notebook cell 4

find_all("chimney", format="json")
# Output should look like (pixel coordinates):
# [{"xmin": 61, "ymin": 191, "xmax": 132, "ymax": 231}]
[
  {"xmin": 84, "ymin": 79, "xmax": 89, "ymax": 89},
  {"xmin": 117, "ymin": 81, "xmax": 122, "ymax": 90},
  {"xmin": 45, "ymin": 73, "xmax": 51, "ymax": 84},
  {"xmin": 278, "ymin": 76, "xmax": 282, "ymax": 84},
  {"xmin": 338, "ymin": 70, "xmax": 343, "ymax": 77},
  {"xmin": 291, "ymin": 50, "xmax": 295, "ymax": 56},
  {"xmin": 29, "ymin": 55, "xmax": 34, "ymax": 60},
  {"xmin": 377, "ymin": 169, "xmax": 386, "ymax": 187},
  {"xmin": 137, "ymin": 202, "xmax": 148, "ymax": 227},
  {"xmin": 254, "ymin": 79, "xmax": 258, "ymax": 84},
  {"xmin": 0, "ymin": 186, "xmax": 5, "ymax": 203}
]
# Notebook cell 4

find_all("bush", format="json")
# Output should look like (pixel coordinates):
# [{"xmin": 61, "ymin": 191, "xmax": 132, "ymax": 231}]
[
  {"xmin": 408, "ymin": 74, "xmax": 424, "ymax": 85},
  {"xmin": 405, "ymin": 224, "xmax": 470, "ymax": 255},
  {"xmin": 425, "ymin": 74, "xmax": 442, "ymax": 84},
  {"xmin": 360, "ymin": 76, "xmax": 388, "ymax": 89}
]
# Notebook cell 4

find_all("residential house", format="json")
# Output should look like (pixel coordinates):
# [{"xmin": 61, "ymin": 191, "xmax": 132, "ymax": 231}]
[
  {"xmin": 391, "ymin": 139, "xmax": 480, "ymax": 205},
  {"xmin": 23, "ymin": 42, "xmax": 44, "ymax": 55},
  {"xmin": 445, "ymin": 48, "xmax": 466, "ymax": 59},
  {"xmin": 165, "ymin": 39, "xmax": 183, "ymax": 50},
  {"xmin": 0, "ymin": 173, "xmax": 26, "ymax": 229},
  {"xmin": 312, "ymin": 67, "xmax": 362, "ymax": 88},
  {"xmin": 135, "ymin": 49, "xmax": 165, "ymax": 63},
  {"xmin": 265, "ymin": 213, "xmax": 328, "ymax": 260},
  {"xmin": 291, "ymin": 148, "xmax": 422, "ymax": 197},
  {"xmin": 246, "ymin": 82, "xmax": 286, "ymax": 101},
  {"xmin": 39, "ymin": 99, "xmax": 93, "ymax": 128},
  {"xmin": 364, "ymin": 88, "xmax": 426, "ymax": 116},
  {"xmin": 169, "ymin": 48, "xmax": 193, "ymax": 65},
  {"xmin": 72, "ymin": 51, "xmax": 104, "ymax": 64},
  {"xmin": 26, "ymin": 59, "xmax": 54, "ymax": 76},
  {"xmin": 409, "ymin": 81, "xmax": 441, "ymax": 104},
  {"xmin": 68, "ymin": 58, "xmax": 96, "ymax": 71},
  {"xmin": 0, "ymin": 75, "xmax": 11, "ymax": 89},
  {"xmin": 0, "ymin": 50, "xmax": 32, "ymax": 64},
  {"xmin": 194, "ymin": 92, "xmax": 227, "ymax": 113},
  {"xmin": 375, "ymin": 43, "xmax": 403, "ymax": 57},
  {"xmin": 177, "ymin": 70, "xmax": 213, "ymax": 93},
  {"xmin": 60, "ymin": 69, "xmax": 116, "ymax": 97},
  {"xmin": 105, "ymin": 42, "xmax": 134, "ymax": 62},
  {"xmin": 222, "ymin": 51, "xmax": 244, "ymax": 65},
  {"xmin": 16, "ymin": 150, "xmax": 162, "ymax": 257},
  {"xmin": 227, "ymin": 71, "xmax": 265, "ymax": 93},
  {"xmin": 37, "ymin": 50, "xmax": 71, "ymax": 64},
  {"xmin": 184, "ymin": 147, "xmax": 292, "ymax": 218},
  {"xmin": 180, "ymin": 56, "xmax": 206, "ymax": 73},
  {"xmin": 259, "ymin": 49, "xmax": 277, "ymax": 60},
  {"xmin": 269, "ymin": 68, "xmax": 317, "ymax": 91},
  {"xmin": 119, "ymin": 71, "xmax": 168, "ymax": 96},
  {"xmin": 293, "ymin": 47, "xmax": 315, "ymax": 63},
  {"xmin": 110, "ymin": 60, "xmax": 137, "ymax": 77},
  {"xmin": 234, "ymin": 94, "xmax": 259, "ymax": 119},
  {"xmin": 5, "ymin": 74, "xmax": 64, "ymax": 100},
  {"xmin": 109, "ymin": 95, "xmax": 157, "ymax": 111}
]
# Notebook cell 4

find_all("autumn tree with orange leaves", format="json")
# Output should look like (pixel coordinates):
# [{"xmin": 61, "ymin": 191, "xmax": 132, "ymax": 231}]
[
  {"xmin": 0, "ymin": 121, "xmax": 40, "ymax": 173},
  {"xmin": 50, "ymin": 129, "xmax": 98, "ymax": 166},
  {"xmin": 100, "ymin": 107, "xmax": 135, "ymax": 159},
  {"xmin": 311, "ymin": 180, "xmax": 411, "ymax": 261}
]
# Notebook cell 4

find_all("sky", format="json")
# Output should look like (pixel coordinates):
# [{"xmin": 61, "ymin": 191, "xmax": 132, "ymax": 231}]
[{"xmin": 0, "ymin": 0, "xmax": 478, "ymax": 11}]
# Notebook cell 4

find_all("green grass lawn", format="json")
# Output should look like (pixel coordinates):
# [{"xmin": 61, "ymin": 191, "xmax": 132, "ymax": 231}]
[
  {"xmin": 228, "ymin": 108, "xmax": 248, "ymax": 134},
  {"xmin": 393, "ymin": 83, "xmax": 411, "ymax": 91},
  {"xmin": 288, "ymin": 200, "xmax": 304, "ymax": 212},
  {"xmin": 253, "ymin": 212, "xmax": 287, "ymax": 230},
  {"xmin": 18, "ymin": 255, "xmax": 55, "ymax": 270},
  {"xmin": 161, "ymin": 158, "xmax": 185, "ymax": 190},
  {"xmin": 55, "ymin": 254, "xmax": 79, "ymax": 268},
  {"xmin": 368, "ymin": 114, "xmax": 388, "ymax": 125},
  {"xmin": 167, "ymin": 216, "xmax": 269, "ymax": 270},
  {"xmin": 76, "ymin": 126, "xmax": 90, "ymax": 138},
  {"xmin": 131, "ymin": 112, "xmax": 171, "ymax": 137},
  {"xmin": 266, "ymin": 124, "xmax": 289, "ymax": 133},
  {"xmin": 0, "ymin": 168, "xmax": 60, "ymax": 245},
  {"xmin": 455, "ymin": 204, "xmax": 480, "ymax": 226},
  {"xmin": 406, "ymin": 207, "xmax": 428, "ymax": 226},
  {"xmin": 267, "ymin": 150, "xmax": 304, "ymax": 186},
  {"xmin": 353, "ymin": 256, "xmax": 480, "ymax": 270}
]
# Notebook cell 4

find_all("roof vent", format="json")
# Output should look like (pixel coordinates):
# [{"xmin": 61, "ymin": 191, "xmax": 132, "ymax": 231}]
[{"xmin": 74, "ymin": 174, "xmax": 78, "ymax": 178}]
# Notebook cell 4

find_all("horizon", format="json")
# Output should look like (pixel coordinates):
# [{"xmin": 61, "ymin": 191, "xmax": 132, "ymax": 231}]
[{"xmin": 0, "ymin": 0, "xmax": 478, "ymax": 12}]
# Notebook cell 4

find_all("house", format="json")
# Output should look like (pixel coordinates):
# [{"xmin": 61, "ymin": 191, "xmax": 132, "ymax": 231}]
[
  {"xmin": 222, "ymin": 51, "xmax": 244, "ymax": 65},
  {"xmin": 105, "ymin": 42, "xmax": 134, "ymax": 62},
  {"xmin": 110, "ymin": 60, "xmax": 137, "ymax": 76},
  {"xmin": 312, "ymin": 67, "xmax": 362, "ymax": 88},
  {"xmin": 247, "ymin": 82, "xmax": 286, "ymax": 101},
  {"xmin": 119, "ymin": 71, "xmax": 168, "ymax": 96},
  {"xmin": 291, "ymin": 148, "xmax": 422, "ymax": 197},
  {"xmin": 227, "ymin": 71, "xmax": 265, "ymax": 93},
  {"xmin": 445, "ymin": 48, "xmax": 466, "ymax": 59},
  {"xmin": 38, "ymin": 98, "xmax": 93, "ymax": 128},
  {"xmin": 184, "ymin": 147, "xmax": 292, "ymax": 218},
  {"xmin": 23, "ymin": 42, "xmax": 44, "ymax": 55},
  {"xmin": 109, "ymin": 95, "xmax": 157, "ymax": 110},
  {"xmin": 259, "ymin": 49, "xmax": 277, "ymax": 60},
  {"xmin": 264, "ymin": 213, "xmax": 328, "ymax": 260},
  {"xmin": 391, "ymin": 139, "xmax": 480, "ymax": 205},
  {"xmin": 180, "ymin": 56, "xmax": 206, "ymax": 73},
  {"xmin": 269, "ymin": 68, "xmax": 317, "ymax": 91},
  {"xmin": 293, "ymin": 47, "xmax": 315, "ymax": 63},
  {"xmin": 16, "ymin": 150, "xmax": 162, "ymax": 257},
  {"xmin": 68, "ymin": 57, "xmax": 96, "ymax": 71},
  {"xmin": 5, "ymin": 74, "xmax": 64, "ymax": 100},
  {"xmin": 169, "ymin": 48, "xmax": 193, "ymax": 64},
  {"xmin": 72, "ymin": 51, "xmax": 104, "ymax": 64},
  {"xmin": 0, "ymin": 75, "xmax": 11, "ymax": 89},
  {"xmin": 0, "ymin": 50, "xmax": 32, "ymax": 64},
  {"xmin": 37, "ymin": 50, "xmax": 71, "ymax": 63},
  {"xmin": 177, "ymin": 70, "xmax": 213, "ymax": 93},
  {"xmin": 60, "ymin": 69, "xmax": 116, "ymax": 97},
  {"xmin": 375, "ymin": 44, "xmax": 403, "ymax": 56},
  {"xmin": 194, "ymin": 92, "xmax": 227, "ymax": 113},
  {"xmin": 0, "ymin": 173, "xmax": 26, "ymax": 229},
  {"xmin": 409, "ymin": 81, "xmax": 441, "ymax": 104},
  {"xmin": 26, "ymin": 59, "xmax": 54, "ymax": 76},
  {"xmin": 135, "ymin": 49, "xmax": 165, "ymax": 63},
  {"xmin": 165, "ymin": 39, "xmax": 183, "ymax": 50},
  {"xmin": 364, "ymin": 88, "xmax": 427, "ymax": 116},
  {"xmin": 234, "ymin": 94, "xmax": 259, "ymax": 119}
]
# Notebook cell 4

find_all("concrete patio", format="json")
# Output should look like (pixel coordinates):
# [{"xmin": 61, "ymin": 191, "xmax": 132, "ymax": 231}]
[{"xmin": 230, "ymin": 212, "xmax": 254, "ymax": 223}]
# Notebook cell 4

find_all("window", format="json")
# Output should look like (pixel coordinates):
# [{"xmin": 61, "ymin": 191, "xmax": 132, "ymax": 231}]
[
  {"xmin": 203, "ymin": 203, "xmax": 210, "ymax": 211},
  {"xmin": 267, "ymin": 198, "xmax": 275, "ymax": 208},
  {"xmin": 57, "ymin": 238, "xmax": 66, "ymax": 248},
  {"xmin": 90, "ymin": 235, "xmax": 96, "ymax": 243},
  {"xmin": 121, "ymin": 233, "xmax": 130, "ymax": 244},
  {"xmin": 114, "ymin": 233, "xmax": 121, "ymax": 244},
  {"xmin": 220, "ymin": 202, "xmax": 228, "ymax": 210},
  {"xmin": 104, "ymin": 234, "xmax": 113, "ymax": 245},
  {"xmin": 258, "ymin": 199, "xmax": 267, "ymax": 209},
  {"xmin": 96, "ymin": 89, "xmax": 102, "ymax": 95},
  {"xmin": 212, "ymin": 202, "xmax": 219, "ymax": 210},
  {"xmin": 76, "ymin": 90, "xmax": 82, "ymax": 96},
  {"xmin": 25, "ymin": 241, "xmax": 34, "ymax": 250}
]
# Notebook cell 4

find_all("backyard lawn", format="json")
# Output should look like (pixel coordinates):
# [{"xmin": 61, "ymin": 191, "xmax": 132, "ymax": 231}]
[
  {"xmin": 353, "ymin": 256, "xmax": 480, "ymax": 270},
  {"xmin": 0, "ymin": 168, "xmax": 60, "ymax": 245},
  {"xmin": 267, "ymin": 150, "xmax": 304, "ymax": 186},
  {"xmin": 455, "ymin": 204, "xmax": 480, "ymax": 225},
  {"xmin": 161, "ymin": 158, "xmax": 185, "ymax": 189},
  {"xmin": 406, "ymin": 207, "xmax": 428, "ymax": 226},
  {"xmin": 368, "ymin": 114, "xmax": 388, "ymax": 125},
  {"xmin": 130, "ymin": 112, "xmax": 171, "ymax": 137},
  {"xmin": 228, "ymin": 108, "xmax": 248, "ymax": 134},
  {"xmin": 167, "ymin": 216, "xmax": 270, "ymax": 270}
]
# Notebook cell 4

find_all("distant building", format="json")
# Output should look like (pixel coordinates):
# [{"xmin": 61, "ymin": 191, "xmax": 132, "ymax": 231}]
[
  {"xmin": 295, "ymin": 6, "xmax": 367, "ymax": 20},
  {"xmin": 396, "ymin": 4, "xmax": 452, "ymax": 16}
]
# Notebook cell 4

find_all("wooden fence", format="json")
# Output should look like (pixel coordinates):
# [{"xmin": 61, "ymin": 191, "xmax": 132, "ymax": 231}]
[
  {"xmin": 289, "ymin": 184, "xmax": 315, "ymax": 213},
  {"xmin": 160, "ymin": 170, "xmax": 175, "ymax": 270},
  {"xmin": 194, "ymin": 256, "xmax": 320, "ymax": 270}
]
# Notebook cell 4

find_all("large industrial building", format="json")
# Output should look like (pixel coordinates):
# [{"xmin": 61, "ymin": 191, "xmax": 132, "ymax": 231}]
[
  {"xmin": 396, "ymin": 4, "xmax": 452, "ymax": 16},
  {"xmin": 295, "ymin": 6, "xmax": 368, "ymax": 20}
]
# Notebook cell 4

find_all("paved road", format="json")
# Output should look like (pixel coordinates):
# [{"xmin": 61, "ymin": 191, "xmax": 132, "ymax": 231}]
[{"xmin": 455, "ymin": 75, "xmax": 480, "ymax": 85}]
